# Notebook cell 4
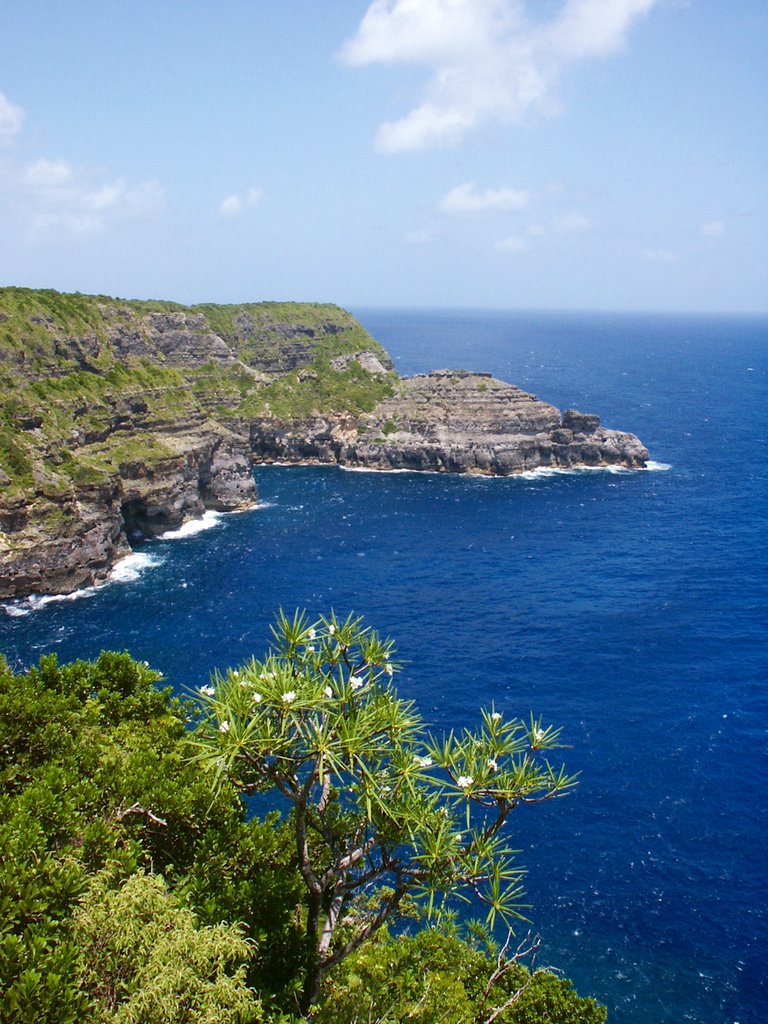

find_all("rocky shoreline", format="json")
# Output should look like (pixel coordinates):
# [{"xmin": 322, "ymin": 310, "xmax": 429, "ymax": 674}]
[
  {"xmin": 249, "ymin": 369, "xmax": 648, "ymax": 475},
  {"xmin": 0, "ymin": 289, "xmax": 649, "ymax": 601}
]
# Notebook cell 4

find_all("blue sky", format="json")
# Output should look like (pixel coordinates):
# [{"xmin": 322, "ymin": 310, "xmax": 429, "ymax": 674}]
[{"xmin": 1, "ymin": 0, "xmax": 766, "ymax": 313}]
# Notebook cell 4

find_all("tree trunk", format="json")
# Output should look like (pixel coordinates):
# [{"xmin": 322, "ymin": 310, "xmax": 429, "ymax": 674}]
[
  {"xmin": 299, "ymin": 892, "xmax": 323, "ymax": 1017},
  {"xmin": 299, "ymin": 959, "xmax": 323, "ymax": 1018}
]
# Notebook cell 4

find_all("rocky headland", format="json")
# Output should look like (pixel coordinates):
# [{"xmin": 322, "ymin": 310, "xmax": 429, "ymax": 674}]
[
  {"xmin": 251, "ymin": 369, "xmax": 648, "ymax": 474},
  {"xmin": 0, "ymin": 288, "xmax": 648, "ymax": 600}
]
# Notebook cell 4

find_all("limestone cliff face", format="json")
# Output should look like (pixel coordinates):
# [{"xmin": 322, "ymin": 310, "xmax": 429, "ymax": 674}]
[
  {"xmin": 248, "ymin": 370, "xmax": 649, "ymax": 475},
  {"xmin": 0, "ymin": 288, "xmax": 649, "ymax": 601},
  {"xmin": 0, "ymin": 430, "xmax": 256, "ymax": 598}
]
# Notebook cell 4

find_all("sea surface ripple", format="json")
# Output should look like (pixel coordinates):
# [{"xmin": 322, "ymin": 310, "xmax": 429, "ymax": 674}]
[{"xmin": 2, "ymin": 310, "xmax": 766, "ymax": 1024}]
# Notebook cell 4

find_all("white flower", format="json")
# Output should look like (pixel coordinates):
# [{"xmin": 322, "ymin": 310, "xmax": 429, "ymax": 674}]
[
  {"xmin": 349, "ymin": 675, "xmax": 364, "ymax": 690},
  {"xmin": 306, "ymin": 644, "xmax": 316, "ymax": 653},
  {"xmin": 533, "ymin": 728, "xmax": 545, "ymax": 744},
  {"xmin": 384, "ymin": 663, "xmax": 394, "ymax": 676},
  {"xmin": 232, "ymin": 669, "xmax": 239, "ymax": 677},
  {"xmin": 382, "ymin": 785, "xmax": 392, "ymax": 794},
  {"xmin": 219, "ymin": 720, "xmax": 230, "ymax": 733},
  {"xmin": 455, "ymin": 834, "xmax": 463, "ymax": 843},
  {"xmin": 457, "ymin": 775, "xmax": 473, "ymax": 789},
  {"xmin": 307, "ymin": 628, "xmax": 316, "ymax": 640},
  {"xmin": 416, "ymin": 755, "xmax": 433, "ymax": 768},
  {"xmin": 200, "ymin": 685, "xmax": 215, "ymax": 696},
  {"xmin": 487, "ymin": 758, "xmax": 498, "ymax": 771},
  {"xmin": 252, "ymin": 692, "xmax": 262, "ymax": 704},
  {"xmin": 491, "ymin": 711, "xmax": 502, "ymax": 721},
  {"xmin": 281, "ymin": 691, "xmax": 296, "ymax": 704},
  {"xmin": 324, "ymin": 686, "xmax": 333, "ymax": 698},
  {"xmin": 328, "ymin": 623, "xmax": 336, "ymax": 635}
]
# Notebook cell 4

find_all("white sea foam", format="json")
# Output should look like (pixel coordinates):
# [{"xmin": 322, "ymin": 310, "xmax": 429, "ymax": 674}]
[
  {"xmin": 158, "ymin": 510, "xmax": 223, "ymax": 540},
  {"xmin": 1, "ymin": 551, "xmax": 164, "ymax": 618},
  {"xmin": 644, "ymin": 460, "xmax": 672, "ymax": 471},
  {"xmin": 341, "ymin": 462, "xmax": 650, "ymax": 479},
  {"xmin": 1, "ymin": 602, "xmax": 33, "ymax": 617},
  {"xmin": 2, "ymin": 585, "xmax": 99, "ymax": 617},
  {"xmin": 108, "ymin": 551, "xmax": 163, "ymax": 582},
  {"xmin": 340, "ymin": 465, "xmax": 428, "ymax": 475}
]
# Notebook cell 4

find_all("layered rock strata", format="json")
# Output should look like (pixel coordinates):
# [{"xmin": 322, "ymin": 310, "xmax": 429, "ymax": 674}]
[
  {"xmin": 0, "ymin": 289, "xmax": 649, "ymax": 601},
  {"xmin": 249, "ymin": 370, "xmax": 649, "ymax": 474},
  {"xmin": 0, "ymin": 430, "xmax": 256, "ymax": 598}
]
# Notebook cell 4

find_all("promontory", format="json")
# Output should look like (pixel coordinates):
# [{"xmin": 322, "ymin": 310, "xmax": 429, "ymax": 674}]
[{"xmin": 0, "ymin": 288, "xmax": 648, "ymax": 600}]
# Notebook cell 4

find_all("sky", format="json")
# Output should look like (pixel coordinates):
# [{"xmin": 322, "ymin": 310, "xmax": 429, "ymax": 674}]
[{"xmin": 0, "ymin": 0, "xmax": 766, "ymax": 313}]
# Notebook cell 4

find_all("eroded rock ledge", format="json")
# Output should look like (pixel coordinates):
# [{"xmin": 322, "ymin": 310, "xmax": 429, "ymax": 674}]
[
  {"xmin": 249, "ymin": 370, "xmax": 649, "ymax": 475},
  {"xmin": 0, "ymin": 430, "xmax": 256, "ymax": 598},
  {"xmin": 0, "ymin": 290, "xmax": 649, "ymax": 601}
]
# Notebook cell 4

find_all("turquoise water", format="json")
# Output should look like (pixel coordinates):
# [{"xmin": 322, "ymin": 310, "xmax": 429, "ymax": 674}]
[{"xmin": 2, "ymin": 310, "xmax": 766, "ymax": 1023}]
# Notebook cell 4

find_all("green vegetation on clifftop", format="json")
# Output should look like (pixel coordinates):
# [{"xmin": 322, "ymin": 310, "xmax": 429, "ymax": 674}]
[{"xmin": 0, "ymin": 287, "xmax": 396, "ymax": 495}]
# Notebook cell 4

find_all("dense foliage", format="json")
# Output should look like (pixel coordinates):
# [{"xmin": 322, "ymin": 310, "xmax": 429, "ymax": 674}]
[{"xmin": 0, "ymin": 623, "xmax": 606, "ymax": 1023}]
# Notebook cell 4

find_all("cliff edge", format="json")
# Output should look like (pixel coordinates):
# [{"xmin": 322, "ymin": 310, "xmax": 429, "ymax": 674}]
[{"xmin": 0, "ymin": 288, "xmax": 648, "ymax": 600}]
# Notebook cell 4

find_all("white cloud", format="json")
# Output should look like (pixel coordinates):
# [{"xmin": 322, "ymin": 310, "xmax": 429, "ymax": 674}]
[
  {"xmin": 494, "ymin": 234, "xmax": 528, "ymax": 252},
  {"xmin": 552, "ymin": 212, "xmax": 590, "ymax": 233},
  {"xmin": 341, "ymin": 0, "xmax": 659, "ymax": 152},
  {"xmin": 0, "ymin": 91, "xmax": 25, "ymax": 144},
  {"xmin": 14, "ymin": 158, "xmax": 164, "ymax": 236},
  {"xmin": 219, "ymin": 186, "xmax": 264, "ymax": 217},
  {"xmin": 23, "ymin": 158, "xmax": 74, "ymax": 187},
  {"xmin": 700, "ymin": 219, "xmax": 725, "ymax": 238},
  {"xmin": 439, "ymin": 180, "xmax": 531, "ymax": 214},
  {"xmin": 543, "ymin": 0, "xmax": 657, "ymax": 59},
  {"xmin": 219, "ymin": 194, "xmax": 242, "ymax": 216},
  {"xmin": 642, "ymin": 247, "xmax": 679, "ymax": 263}
]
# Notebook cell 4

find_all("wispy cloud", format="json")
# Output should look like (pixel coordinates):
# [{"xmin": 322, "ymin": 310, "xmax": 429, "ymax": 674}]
[
  {"xmin": 439, "ymin": 180, "xmax": 531, "ymax": 214},
  {"xmin": 642, "ymin": 247, "xmax": 679, "ymax": 263},
  {"xmin": 0, "ymin": 91, "xmax": 24, "ymax": 144},
  {"xmin": 552, "ymin": 211, "xmax": 590, "ymax": 233},
  {"xmin": 15, "ymin": 158, "xmax": 164, "ymax": 236},
  {"xmin": 219, "ymin": 186, "xmax": 264, "ymax": 217},
  {"xmin": 340, "ymin": 0, "xmax": 659, "ymax": 152},
  {"xmin": 494, "ymin": 234, "xmax": 528, "ymax": 252},
  {"xmin": 700, "ymin": 219, "xmax": 725, "ymax": 238},
  {"xmin": 0, "ymin": 98, "xmax": 165, "ymax": 239}
]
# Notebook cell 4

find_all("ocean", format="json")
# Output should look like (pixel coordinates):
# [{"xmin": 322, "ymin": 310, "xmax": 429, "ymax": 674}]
[{"xmin": 2, "ymin": 309, "xmax": 766, "ymax": 1024}]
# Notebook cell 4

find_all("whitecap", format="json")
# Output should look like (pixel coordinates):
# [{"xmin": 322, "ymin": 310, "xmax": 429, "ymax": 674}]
[
  {"xmin": 340, "ymin": 465, "xmax": 432, "ymax": 475},
  {"xmin": 158, "ymin": 510, "xmax": 223, "ymax": 540},
  {"xmin": 645, "ymin": 460, "xmax": 672, "ymax": 472},
  {"xmin": 1, "ymin": 551, "xmax": 164, "ymax": 617},
  {"xmin": 108, "ymin": 551, "xmax": 163, "ymax": 582},
  {"xmin": 1, "ymin": 602, "xmax": 32, "ymax": 618}
]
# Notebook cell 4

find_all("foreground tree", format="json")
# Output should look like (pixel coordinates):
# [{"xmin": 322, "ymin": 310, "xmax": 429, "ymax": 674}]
[
  {"xmin": 192, "ymin": 611, "xmax": 577, "ymax": 1015},
  {"xmin": 316, "ymin": 927, "xmax": 606, "ymax": 1024},
  {"xmin": 0, "ymin": 651, "xmax": 298, "ymax": 1023}
]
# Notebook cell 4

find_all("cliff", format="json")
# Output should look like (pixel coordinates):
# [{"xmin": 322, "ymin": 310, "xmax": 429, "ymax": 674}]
[
  {"xmin": 249, "ymin": 369, "xmax": 648, "ymax": 474},
  {"xmin": 0, "ymin": 288, "xmax": 648, "ymax": 600}
]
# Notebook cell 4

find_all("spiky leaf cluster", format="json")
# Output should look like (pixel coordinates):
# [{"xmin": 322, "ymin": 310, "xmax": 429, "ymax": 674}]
[{"xmin": 192, "ymin": 610, "xmax": 577, "ymax": 1013}]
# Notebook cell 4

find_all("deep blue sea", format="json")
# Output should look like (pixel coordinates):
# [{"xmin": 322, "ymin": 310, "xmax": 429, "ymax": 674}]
[{"xmin": 2, "ymin": 310, "xmax": 766, "ymax": 1024}]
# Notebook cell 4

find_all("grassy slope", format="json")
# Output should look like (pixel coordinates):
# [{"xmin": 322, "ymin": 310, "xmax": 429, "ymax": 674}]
[{"xmin": 0, "ymin": 288, "xmax": 396, "ymax": 496}]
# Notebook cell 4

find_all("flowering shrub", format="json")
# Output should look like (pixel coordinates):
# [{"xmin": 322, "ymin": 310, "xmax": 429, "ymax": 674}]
[{"xmin": 193, "ymin": 610, "xmax": 576, "ymax": 1013}]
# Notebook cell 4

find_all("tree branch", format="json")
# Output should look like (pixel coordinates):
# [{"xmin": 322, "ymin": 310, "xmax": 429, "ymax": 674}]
[{"xmin": 114, "ymin": 801, "xmax": 167, "ymax": 827}]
